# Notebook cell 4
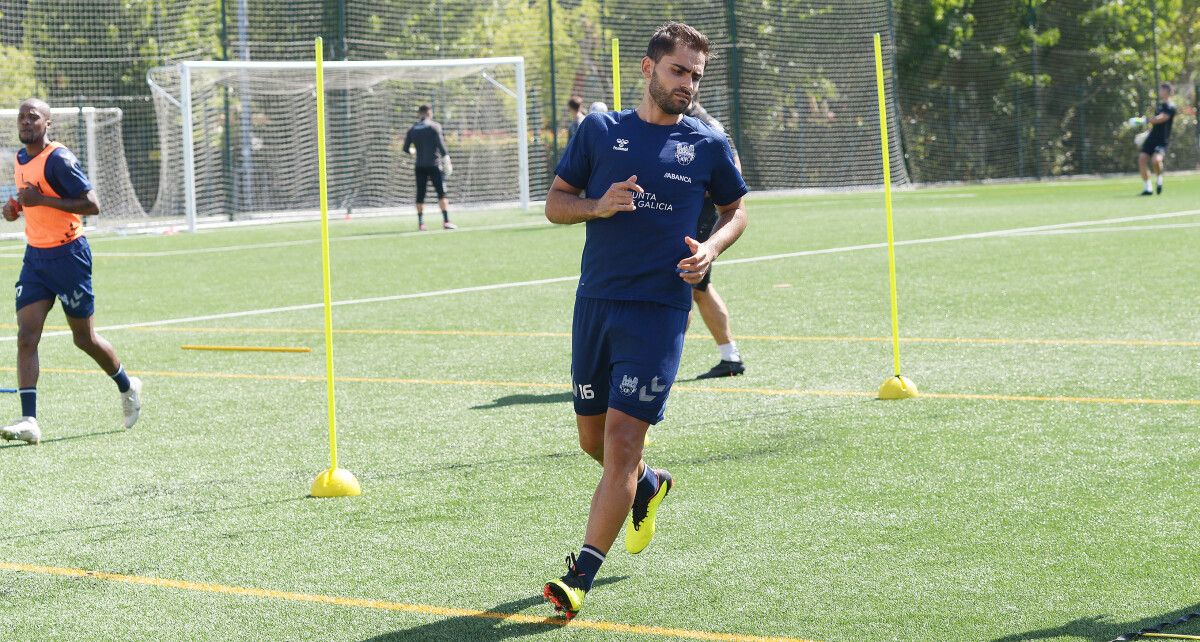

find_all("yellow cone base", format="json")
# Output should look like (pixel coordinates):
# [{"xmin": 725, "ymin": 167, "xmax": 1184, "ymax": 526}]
[
  {"xmin": 310, "ymin": 467, "xmax": 362, "ymax": 497},
  {"xmin": 878, "ymin": 375, "xmax": 918, "ymax": 400}
]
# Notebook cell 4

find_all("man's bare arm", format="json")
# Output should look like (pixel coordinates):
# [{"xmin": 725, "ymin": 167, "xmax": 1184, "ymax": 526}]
[
  {"xmin": 18, "ymin": 185, "xmax": 99, "ymax": 216},
  {"xmin": 676, "ymin": 197, "xmax": 747, "ymax": 284},
  {"xmin": 545, "ymin": 175, "xmax": 643, "ymax": 225}
]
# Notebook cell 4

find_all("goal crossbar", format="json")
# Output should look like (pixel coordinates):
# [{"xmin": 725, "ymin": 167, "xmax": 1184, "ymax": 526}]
[
  {"xmin": 0, "ymin": 107, "xmax": 114, "ymax": 188},
  {"xmin": 165, "ymin": 56, "xmax": 529, "ymax": 231}
]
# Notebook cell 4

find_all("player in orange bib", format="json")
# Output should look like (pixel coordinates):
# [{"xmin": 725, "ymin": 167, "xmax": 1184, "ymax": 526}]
[{"xmin": 0, "ymin": 98, "xmax": 141, "ymax": 445}]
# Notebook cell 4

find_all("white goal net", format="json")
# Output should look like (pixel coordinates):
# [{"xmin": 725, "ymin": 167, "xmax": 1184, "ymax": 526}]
[
  {"xmin": 147, "ymin": 57, "xmax": 530, "ymax": 230},
  {"xmin": 0, "ymin": 107, "xmax": 148, "ymax": 222}
]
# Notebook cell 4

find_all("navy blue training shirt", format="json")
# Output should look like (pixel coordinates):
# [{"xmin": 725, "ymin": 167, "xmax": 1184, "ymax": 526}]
[
  {"xmin": 556, "ymin": 110, "xmax": 748, "ymax": 311},
  {"xmin": 402, "ymin": 120, "xmax": 448, "ymax": 169},
  {"xmin": 16, "ymin": 145, "xmax": 92, "ymax": 198}
]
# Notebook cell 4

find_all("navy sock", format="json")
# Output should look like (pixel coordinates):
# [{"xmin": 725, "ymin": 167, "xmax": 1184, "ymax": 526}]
[
  {"xmin": 110, "ymin": 365, "xmax": 131, "ymax": 393},
  {"xmin": 19, "ymin": 388, "xmax": 35, "ymax": 418},
  {"xmin": 417, "ymin": 212, "xmax": 425, "ymax": 226},
  {"xmin": 441, "ymin": 209, "xmax": 449, "ymax": 222},
  {"xmin": 574, "ymin": 545, "xmax": 605, "ymax": 591},
  {"xmin": 634, "ymin": 464, "xmax": 659, "ymax": 505}
]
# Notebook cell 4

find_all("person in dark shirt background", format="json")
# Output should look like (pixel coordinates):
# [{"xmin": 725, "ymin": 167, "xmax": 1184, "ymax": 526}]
[
  {"xmin": 1137, "ymin": 82, "xmax": 1176, "ymax": 196},
  {"xmin": 402, "ymin": 105, "xmax": 455, "ymax": 230},
  {"xmin": 566, "ymin": 95, "xmax": 585, "ymax": 143}
]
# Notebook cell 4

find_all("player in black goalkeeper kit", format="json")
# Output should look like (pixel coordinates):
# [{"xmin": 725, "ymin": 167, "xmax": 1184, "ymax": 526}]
[
  {"xmin": 403, "ymin": 104, "xmax": 456, "ymax": 230},
  {"xmin": 1138, "ymin": 83, "xmax": 1176, "ymax": 196}
]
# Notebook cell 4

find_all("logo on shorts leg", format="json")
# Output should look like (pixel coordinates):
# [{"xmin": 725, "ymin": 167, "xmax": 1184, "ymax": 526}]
[
  {"xmin": 59, "ymin": 290, "xmax": 84, "ymax": 310},
  {"xmin": 639, "ymin": 376, "xmax": 666, "ymax": 402},
  {"xmin": 619, "ymin": 375, "xmax": 638, "ymax": 397}
]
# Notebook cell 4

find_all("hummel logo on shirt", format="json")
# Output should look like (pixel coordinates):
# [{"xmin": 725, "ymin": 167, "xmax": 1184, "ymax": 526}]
[{"xmin": 613, "ymin": 138, "xmax": 630, "ymax": 151}]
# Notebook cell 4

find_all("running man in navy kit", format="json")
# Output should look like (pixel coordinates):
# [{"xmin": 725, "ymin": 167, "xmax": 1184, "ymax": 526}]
[{"xmin": 541, "ymin": 22, "xmax": 748, "ymax": 619}]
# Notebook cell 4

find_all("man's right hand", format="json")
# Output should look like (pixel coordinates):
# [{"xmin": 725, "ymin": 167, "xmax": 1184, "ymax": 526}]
[
  {"xmin": 592, "ymin": 175, "xmax": 642, "ymax": 219},
  {"xmin": 3, "ymin": 197, "xmax": 19, "ymax": 222}
]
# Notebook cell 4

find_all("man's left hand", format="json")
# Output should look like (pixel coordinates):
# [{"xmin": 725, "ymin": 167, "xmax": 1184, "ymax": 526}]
[{"xmin": 677, "ymin": 235, "xmax": 716, "ymax": 284}]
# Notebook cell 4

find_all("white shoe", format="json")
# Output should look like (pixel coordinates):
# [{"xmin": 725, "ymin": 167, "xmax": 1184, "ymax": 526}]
[
  {"xmin": 0, "ymin": 416, "xmax": 40, "ymax": 445},
  {"xmin": 122, "ymin": 376, "xmax": 142, "ymax": 429}
]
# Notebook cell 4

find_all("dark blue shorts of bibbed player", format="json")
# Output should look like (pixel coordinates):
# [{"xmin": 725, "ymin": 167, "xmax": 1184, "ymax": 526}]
[
  {"xmin": 16, "ymin": 236, "xmax": 95, "ymax": 318},
  {"xmin": 571, "ymin": 297, "xmax": 689, "ymax": 425}
]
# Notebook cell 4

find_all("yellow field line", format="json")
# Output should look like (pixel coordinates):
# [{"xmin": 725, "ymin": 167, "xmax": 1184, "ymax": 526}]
[
  {"xmin": 15, "ymin": 366, "xmax": 1200, "ymax": 406},
  {"xmin": 4, "ymin": 323, "xmax": 1196, "ymax": 348},
  {"xmin": 1142, "ymin": 634, "xmax": 1200, "ymax": 641},
  {"xmin": 0, "ymin": 562, "xmax": 817, "ymax": 642},
  {"xmin": 181, "ymin": 345, "xmax": 311, "ymax": 353}
]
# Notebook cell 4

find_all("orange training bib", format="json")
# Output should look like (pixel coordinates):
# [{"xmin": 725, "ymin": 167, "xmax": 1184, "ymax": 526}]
[{"xmin": 13, "ymin": 141, "xmax": 84, "ymax": 248}]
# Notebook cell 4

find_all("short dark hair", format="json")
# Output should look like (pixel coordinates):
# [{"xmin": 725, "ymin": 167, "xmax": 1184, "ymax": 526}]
[
  {"xmin": 417, "ymin": 104, "xmax": 432, "ymax": 116},
  {"xmin": 567, "ymin": 96, "xmax": 583, "ymax": 111},
  {"xmin": 1160, "ymin": 82, "xmax": 1173, "ymax": 93},
  {"xmin": 646, "ymin": 22, "xmax": 710, "ymax": 62}
]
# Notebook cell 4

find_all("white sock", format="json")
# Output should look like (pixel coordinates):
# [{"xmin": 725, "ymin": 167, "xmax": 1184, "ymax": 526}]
[
  {"xmin": 1144, "ymin": 179, "xmax": 1153, "ymax": 191},
  {"xmin": 718, "ymin": 342, "xmax": 741, "ymax": 363},
  {"xmin": 1157, "ymin": 175, "xmax": 1163, "ymax": 186}
]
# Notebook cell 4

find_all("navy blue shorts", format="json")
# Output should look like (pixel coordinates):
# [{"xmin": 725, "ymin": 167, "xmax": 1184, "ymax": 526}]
[
  {"xmin": 1141, "ymin": 138, "xmax": 1167, "ymax": 156},
  {"xmin": 571, "ymin": 296, "xmax": 688, "ymax": 425},
  {"xmin": 16, "ymin": 237, "xmax": 95, "ymax": 318}
]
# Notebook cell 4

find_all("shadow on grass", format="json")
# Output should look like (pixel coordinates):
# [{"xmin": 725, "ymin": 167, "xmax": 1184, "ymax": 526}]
[
  {"xmin": 990, "ymin": 602, "xmax": 1200, "ymax": 642},
  {"xmin": 472, "ymin": 392, "xmax": 573, "ymax": 410},
  {"xmin": 360, "ymin": 576, "xmax": 627, "ymax": 642},
  {"xmin": 361, "ymin": 450, "xmax": 581, "ymax": 483},
  {"xmin": 0, "ymin": 428, "xmax": 126, "ymax": 450}
]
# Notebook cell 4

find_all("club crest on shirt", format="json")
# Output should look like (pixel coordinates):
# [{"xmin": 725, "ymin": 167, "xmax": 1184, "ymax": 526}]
[
  {"xmin": 674, "ymin": 142, "xmax": 696, "ymax": 166},
  {"xmin": 619, "ymin": 375, "xmax": 638, "ymax": 397}
]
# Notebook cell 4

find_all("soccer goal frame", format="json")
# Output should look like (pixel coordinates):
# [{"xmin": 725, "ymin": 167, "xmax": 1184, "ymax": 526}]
[
  {"xmin": 0, "ymin": 107, "xmax": 107, "ymax": 187},
  {"xmin": 167, "ymin": 56, "xmax": 530, "ymax": 232}
]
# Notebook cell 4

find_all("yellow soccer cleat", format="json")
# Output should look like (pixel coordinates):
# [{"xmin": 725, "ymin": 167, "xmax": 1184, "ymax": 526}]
[
  {"xmin": 625, "ymin": 468, "xmax": 673, "ymax": 554},
  {"xmin": 543, "ymin": 554, "xmax": 588, "ymax": 620}
]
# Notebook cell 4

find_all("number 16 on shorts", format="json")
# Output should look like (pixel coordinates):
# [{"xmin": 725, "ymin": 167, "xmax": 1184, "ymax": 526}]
[{"xmin": 574, "ymin": 383, "xmax": 595, "ymax": 399}]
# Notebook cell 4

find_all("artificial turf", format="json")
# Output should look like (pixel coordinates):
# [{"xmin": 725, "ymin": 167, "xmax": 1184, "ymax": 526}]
[{"xmin": 0, "ymin": 173, "xmax": 1196, "ymax": 641}]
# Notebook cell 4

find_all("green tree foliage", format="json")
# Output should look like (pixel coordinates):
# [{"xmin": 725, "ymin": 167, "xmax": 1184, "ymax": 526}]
[
  {"xmin": 4, "ymin": 0, "xmax": 1197, "ymax": 198},
  {"xmin": 0, "ymin": 44, "xmax": 36, "ymax": 107},
  {"xmin": 897, "ymin": 0, "xmax": 1199, "ymax": 181}
]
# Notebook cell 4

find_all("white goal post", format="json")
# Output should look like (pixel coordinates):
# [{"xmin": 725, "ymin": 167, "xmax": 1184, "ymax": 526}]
[
  {"xmin": 0, "ymin": 106, "xmax": 148, "ymax": 222},
  {"xmin": 149, "ymin": 56, "xmax": 530, "ymax": 232},
  {"xmin": 0, "ymin": 107, "xmax": 100, "ymax": 186}
]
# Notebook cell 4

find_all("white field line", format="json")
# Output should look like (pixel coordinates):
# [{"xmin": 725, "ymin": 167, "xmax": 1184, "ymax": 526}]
[
  {"xmin": 0, "ymin": 220, "xmax": 553, "ymax": 259},
  {"xmin": 5, "ymin": 209, "xmax": 1198, "ymax": 342},
  {"xmin": 1006, "ymin": 221, "xmax": 1200, "ymax": 236},
  {"xmin": 718, "ymin": 209, "xmax": 1200, "ymax": 266},
  {"xmin": 1, "ymin": 276, "xmax": 579, "ymax": 342}
]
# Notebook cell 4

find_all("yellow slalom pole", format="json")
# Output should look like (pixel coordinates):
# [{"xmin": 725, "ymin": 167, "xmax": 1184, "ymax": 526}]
[
  {"xmin": 611, "ymin": 37, "xmax": 621, "ymax": 111},
  {"xmin": 874, "ymin": 33, "xmax": 917, "ymax": 400},
  {"xmin": 310, "ymin": 36, "xmax": 361, "ymax": 496}
]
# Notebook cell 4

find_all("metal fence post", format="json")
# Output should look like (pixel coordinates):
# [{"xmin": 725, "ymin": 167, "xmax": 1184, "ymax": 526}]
[{"xmin": 548, "ymin": 0, "xmax": 559, "ymax": 169}]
